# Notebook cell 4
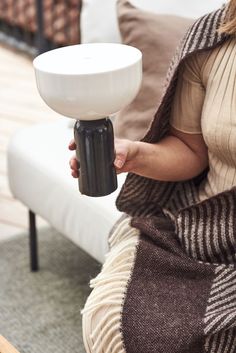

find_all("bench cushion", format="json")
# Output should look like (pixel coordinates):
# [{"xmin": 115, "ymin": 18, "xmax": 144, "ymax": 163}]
[{"xmin": 7, "ymin": 119, "xmax": 125, "ymax": 263}]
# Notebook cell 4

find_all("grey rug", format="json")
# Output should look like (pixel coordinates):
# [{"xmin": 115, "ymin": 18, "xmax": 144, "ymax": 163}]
[{"xmin": 0, "ymin": 227, "xmax": 101, "ymax": 353}]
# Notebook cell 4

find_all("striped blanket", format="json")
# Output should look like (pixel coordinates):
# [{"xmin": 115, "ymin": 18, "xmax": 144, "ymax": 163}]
[{"xmin": 82, "ymin": 4, "xmax": 236, "ymax": 352}]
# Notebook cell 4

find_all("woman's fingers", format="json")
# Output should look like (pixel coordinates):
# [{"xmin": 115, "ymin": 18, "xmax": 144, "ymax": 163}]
[
  {"xmin": 68, "ymin": 139, "xmax": 76, "ymax": 150},
  {"xmin": 68, "ymin": 140, "xmax": 79, "ymax": 177},
  {"xmin": 69, "ymin": 156, "xmax": 79, "ymax": 170},
  {"xmin": 69, "ymin": 156, "xmax": 80, "ymax": 178},
  {"xmin": 71, "ymin": 170, "xmax": 79, "ymax": 178}
]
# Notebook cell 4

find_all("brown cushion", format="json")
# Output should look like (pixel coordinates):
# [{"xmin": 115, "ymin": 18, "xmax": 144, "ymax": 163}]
[{"xmin": 114, "ymin": 0, "xmax": 194, "ymax": 141}]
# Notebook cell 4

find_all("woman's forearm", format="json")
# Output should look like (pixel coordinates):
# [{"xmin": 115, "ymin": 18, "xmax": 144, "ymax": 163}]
[
  {"xmin": 131, "ymin": 135, "xmax": 208, "ymax": 181},
  {"xmin": 69, "ymin": 131, "xmax": 208, "ymax": 181}
]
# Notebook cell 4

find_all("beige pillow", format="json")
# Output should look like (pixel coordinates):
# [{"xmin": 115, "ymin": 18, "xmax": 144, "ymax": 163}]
[{"xmin": 114, "ymin": 0, "xmax": 194, "ymax": 141}]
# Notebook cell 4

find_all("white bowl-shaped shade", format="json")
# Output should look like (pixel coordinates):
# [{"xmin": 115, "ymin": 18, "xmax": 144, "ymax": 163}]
[{"xmin": 33, "ymin": 43, "xmax": 142, "ymax": 120}]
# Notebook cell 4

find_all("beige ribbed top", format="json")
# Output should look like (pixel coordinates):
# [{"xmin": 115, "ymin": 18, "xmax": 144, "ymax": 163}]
[{"xmin": 170, "ymin": 37, "xmax": 236, "ymax": 201}]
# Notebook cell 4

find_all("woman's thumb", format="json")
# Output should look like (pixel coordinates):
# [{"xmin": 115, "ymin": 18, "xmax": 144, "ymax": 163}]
[{"xmin": 114, "ymin": 148, "xmax": 128, "ymax": 169}]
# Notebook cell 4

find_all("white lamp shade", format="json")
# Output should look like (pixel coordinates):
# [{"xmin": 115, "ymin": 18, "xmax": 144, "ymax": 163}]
[{"xmin": 33, "ymin": 43, "xmax": 142, "ymax": 120}]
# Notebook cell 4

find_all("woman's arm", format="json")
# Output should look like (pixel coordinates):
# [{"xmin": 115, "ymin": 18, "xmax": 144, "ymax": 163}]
[
  {"xmin": 114, "ymin": 53, "xmax": 209, "ymax": 181},
  {"xmin": 114, "ymin": 127, "xmax": 209, "ymax": 181},
  {"xmin": 69, "ymin": 129, "xmax": 208, "ymax": 182}
]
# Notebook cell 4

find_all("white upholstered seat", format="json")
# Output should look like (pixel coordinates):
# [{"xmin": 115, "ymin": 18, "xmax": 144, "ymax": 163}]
[{"xmin": 7, "ymin": 119, "xmax": 125, "ymax": 263}]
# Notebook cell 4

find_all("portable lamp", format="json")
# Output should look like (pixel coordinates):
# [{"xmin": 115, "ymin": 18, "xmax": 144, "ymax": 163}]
[{"xmin": 33, "ymin": 43, "xmax": 142, "ymax": 196}]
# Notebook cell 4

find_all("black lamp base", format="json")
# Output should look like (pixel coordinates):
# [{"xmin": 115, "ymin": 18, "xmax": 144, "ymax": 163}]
[{"xmin": 74, "ymin": 118, "xmax": 118, "ymax": 197}]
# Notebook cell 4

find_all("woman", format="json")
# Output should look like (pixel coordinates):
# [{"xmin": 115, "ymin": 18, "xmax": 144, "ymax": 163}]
[{"xmin": 69, "ymin": 1, "xmax": 236, "ymax": 352}]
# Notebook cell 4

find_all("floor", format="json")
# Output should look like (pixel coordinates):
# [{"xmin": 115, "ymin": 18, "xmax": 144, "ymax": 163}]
[{"xmin": 0, "ymin": 43, "xmax": 59, "ymax": 240}]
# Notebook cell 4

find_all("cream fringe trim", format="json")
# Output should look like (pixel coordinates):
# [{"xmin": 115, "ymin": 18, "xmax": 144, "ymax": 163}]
[{"xmin": 81, "ymin": 217, "xmax": 140, "ymax": 353}]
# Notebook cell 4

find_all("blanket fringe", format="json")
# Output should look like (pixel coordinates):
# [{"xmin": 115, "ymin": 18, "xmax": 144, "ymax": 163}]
[{"xmin": 81, "ymin": 217, "xmax": 140, "ymax": 353}]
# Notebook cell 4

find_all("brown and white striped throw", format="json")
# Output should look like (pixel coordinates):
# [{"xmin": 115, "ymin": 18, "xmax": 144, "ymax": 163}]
[
  {"xmin": 113, "ymin": 3, "xmax": 236, "ymax": 352},
  {"xmin": 82, "ymin": 4, "xmax": 236, "ymax": 352}
]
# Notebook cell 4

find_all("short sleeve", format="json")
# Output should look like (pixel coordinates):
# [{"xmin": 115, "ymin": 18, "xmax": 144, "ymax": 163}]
[{"xmin": 169, "ymin": 53, "xmax": 207, "ymax": 134}]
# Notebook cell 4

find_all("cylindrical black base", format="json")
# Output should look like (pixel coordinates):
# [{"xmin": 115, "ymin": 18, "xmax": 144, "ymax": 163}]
[{"xmin": 74, "ymin": 118, "xmax": 118, "ymax": 197}]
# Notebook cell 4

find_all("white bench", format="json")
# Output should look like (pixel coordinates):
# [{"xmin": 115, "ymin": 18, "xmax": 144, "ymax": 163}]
[{"xmin": 7, "ymin": 119, "xmax": 125, "ymax": 269}]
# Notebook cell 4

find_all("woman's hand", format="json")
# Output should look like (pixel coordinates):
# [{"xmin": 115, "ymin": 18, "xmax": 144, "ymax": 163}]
[
  {"xmin": 68, "ymin": 138, "xmax": 140, "ymax": 178},
  {"xmin": 68, "ymin": 140, "xmax": 80, "ymax": 178}
]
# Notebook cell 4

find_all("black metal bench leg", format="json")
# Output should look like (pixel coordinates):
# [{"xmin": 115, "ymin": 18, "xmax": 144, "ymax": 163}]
[{"xmin": 29, "ymin": 210, "xmax": 39, "ymax": 272}]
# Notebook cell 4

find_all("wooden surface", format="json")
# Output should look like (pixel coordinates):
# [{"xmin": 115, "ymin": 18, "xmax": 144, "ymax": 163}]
[
  {"xmin": 0, "ymin": 336, "xmax": 20, "ymax": 353},
  {"xmin": 0, "ymin": 43, "xmax": 59, "ymax": 240}
]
